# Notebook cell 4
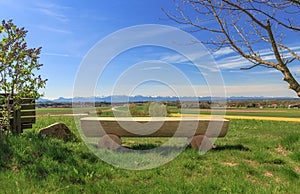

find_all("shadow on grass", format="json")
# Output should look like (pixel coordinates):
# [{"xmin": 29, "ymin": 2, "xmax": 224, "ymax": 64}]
[
  {"xmin": 119, "ymin": 144, "xmax": 187, "ymax": 155},
  {"xmin": 129, "ymin": 144, "xmax": 160, "ymax": 150},
  {"xmin": 90, "ymin": 143, "xmax": 187, "ymax": 156},
  {"xmin": 91, "ymin": 143, "xmax": 251, "ymax": 153},
  {"xmin": 213, "ymin": 144, "xmax": 251, "ymax": 151},
  {"xmin": 131, "ymin": 144, "xmax": 252, "ymax": 152}
]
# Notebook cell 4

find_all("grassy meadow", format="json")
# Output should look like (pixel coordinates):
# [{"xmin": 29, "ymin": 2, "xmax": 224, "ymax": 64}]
[{"xmin": 0, "ymin": 107, "xmax": 300, "ymax": 193}]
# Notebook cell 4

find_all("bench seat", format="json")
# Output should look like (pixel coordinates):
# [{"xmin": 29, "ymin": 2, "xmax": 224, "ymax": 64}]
[{"xmin": 80, "ymin": 117, "xmax": 230, "ymax": 151}]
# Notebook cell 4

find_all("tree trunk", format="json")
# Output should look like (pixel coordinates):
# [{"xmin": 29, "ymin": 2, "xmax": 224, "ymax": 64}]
[{"xmin": 282, "ymin": 69, "xmax": 300, "ymax": 97}]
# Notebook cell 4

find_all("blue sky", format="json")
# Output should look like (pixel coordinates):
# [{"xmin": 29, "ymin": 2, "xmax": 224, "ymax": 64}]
[{"xmin": 1, "ymin": 0, "xmax": 299, "ymax": 99}]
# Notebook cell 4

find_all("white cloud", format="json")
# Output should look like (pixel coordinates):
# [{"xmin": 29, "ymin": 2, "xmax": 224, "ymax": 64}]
[
  {"xmin": 214, "ymin": 45, "xmax": 300, "ymax": 70},
  {"xmin": 248, "ymin": 69, "xmax": 279, "ymax": 74},
  {"xmin": 216, "ymin": 55, "xmax": 248, "ymax": 69},
  {"xmin": 258, "ymin": 45, "xmax": 300, "ymax": 59},
  {"xmin": 38, "ymin": 25, "xmax": 71, "ymax": 34},
  {"xmin": 102, "ymin": 83, "xmax": 296, "ymax": 97},
  {"xmin": 160, "ymin": 53, "xmax": 188, "ymax": 64},
  {"xmin": 290, "ymin": 66, "xmax": 300, "ymax": 73},
  {"xmin": 159, "ymin": 51, "xmax": 220, "ymax": 72},
  {"xmin": 42, "ymin": 52, "xmax": 70, "ymax": 57},
  {"xmin": 36, "ymin": 8, "xmax": 69, "ymax": 22},
  {"xmin": 140, "ymin": 66, "xmax": 163, "ymax": 71},
  {"xmin": 213, "ymin": 47, "xmax": 235, "ymax": 58},
  {"xmin": 191, "ymin": 84, "xmax": 296, "ymax": 97},
  {"xmin": 32, "ymin": 2, "xmax": 71, "ymax": 23},
  {"xmin": 224, "ymin": 84, "xmax": 296, "ymax": 97}
]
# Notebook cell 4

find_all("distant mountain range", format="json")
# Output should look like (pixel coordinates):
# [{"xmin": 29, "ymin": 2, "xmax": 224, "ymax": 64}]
[{"xmin": 37, "ymin": 95, "xmax": 299, "ymax": 103}]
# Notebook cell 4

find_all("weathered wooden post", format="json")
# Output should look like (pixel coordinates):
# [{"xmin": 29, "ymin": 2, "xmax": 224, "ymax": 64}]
[
  {"xmin": 0, "ymin": 94, "xmax": 36, "ymax": 134},
  {"xmin": 13, "ymin": 107, "xmax": 22, "ymax": 134}
]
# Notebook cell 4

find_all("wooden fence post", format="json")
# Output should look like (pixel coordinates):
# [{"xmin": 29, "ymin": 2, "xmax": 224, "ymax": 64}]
[
  {"xmin": 13, "ymin": 107, "xmax": 22, "ymax": 134},
  {"xmin": 1, "ymin": 94, "xmax": 35, "ymax": 134}
]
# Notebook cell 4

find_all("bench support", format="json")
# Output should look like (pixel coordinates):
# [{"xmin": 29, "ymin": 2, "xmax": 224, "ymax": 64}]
[
  {"xmin": 98, "ymin": 134, "xmax": 122, "ymax": 150},
  {"xmin": 98, "ymin": 134, "xmax": 214, "ymax": 151},
  {"xmin": 189, "ymin": 135, "xmax": 214, "ymax": 151}
]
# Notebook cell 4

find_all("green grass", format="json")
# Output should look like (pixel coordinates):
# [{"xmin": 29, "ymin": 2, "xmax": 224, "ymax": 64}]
[
  {"xmin": 36, "ymin": 107, "xmax": 112, "ymax": 115},
  {"xmin": 1, "ymin": 114, "xmax": 300, "ymax": 193}
]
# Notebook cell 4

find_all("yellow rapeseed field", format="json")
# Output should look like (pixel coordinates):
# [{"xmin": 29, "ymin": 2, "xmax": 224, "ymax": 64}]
[
  {"xmin": 224, "ymin": 115, "xmax": 300, "ymax": 122},
  {"xmin": 170, "ymin": 114, "xmax": 300, "ymax": 122}
]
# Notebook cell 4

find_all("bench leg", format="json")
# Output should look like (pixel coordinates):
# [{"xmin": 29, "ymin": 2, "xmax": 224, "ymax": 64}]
[
  {"xmin": 189, "ymin": 135, "xmax": 213, "ymax": 151},
  {"xmin": 98, "ymin": 134, "xmax": 122, "ymax": 150}
]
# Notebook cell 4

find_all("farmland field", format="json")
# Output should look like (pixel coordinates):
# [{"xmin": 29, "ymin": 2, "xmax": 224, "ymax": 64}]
[
  {"xmin": 0, "ymin": 107, "xmax": 300, "ymax": 193},
  {"xmin": 66, "ymin": 105, "xmax": 300, "ymax": 117},
  {"xmin": 179, "ymin": 108, "xmax": 300, "ymax": 118},
  {"xmin": 36, "ymin": 106, "xmax": 112, "ymax": 116},
  {"xmin": 36, "ymin": 105, "xmax": 300, "ymax": 117}
]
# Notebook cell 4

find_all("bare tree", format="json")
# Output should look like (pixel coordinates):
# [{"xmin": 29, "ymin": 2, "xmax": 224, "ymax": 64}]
[{"xmin": 163, "ymin": 0, "xmax": 300, "ymax": 97}]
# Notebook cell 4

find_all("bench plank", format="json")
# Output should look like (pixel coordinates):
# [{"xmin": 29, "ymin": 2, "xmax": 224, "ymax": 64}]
[{"xmin": 81, "ymin": 117, "xmax": 229, "ymax": 138}]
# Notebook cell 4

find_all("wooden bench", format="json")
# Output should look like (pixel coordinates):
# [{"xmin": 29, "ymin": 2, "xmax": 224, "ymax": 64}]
[
  {"xmin": 80, "ymin": 117, "xmax": 230, "ymax": 151},
  {"xmin": 0, "ymin": 97, "xmax": 36, "ymax": 134}
]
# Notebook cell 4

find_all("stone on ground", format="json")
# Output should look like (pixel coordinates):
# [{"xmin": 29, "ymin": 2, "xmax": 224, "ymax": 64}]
[{"xmin": 39, "ymin": 122, "xmax": 73, "ymax": 140}]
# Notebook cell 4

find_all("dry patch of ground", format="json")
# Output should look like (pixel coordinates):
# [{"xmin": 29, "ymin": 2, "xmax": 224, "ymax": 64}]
[
  {"xmin": 275, "ymin": 178, "xmax": 281, "ymax": 183},
  {"xmin": 264, "ymin": 171, "xmax": 274, "ymax": 177},
  {"xmin": 263, "ymin": 171, "xmax": 282, "ymax": 183},
  {"xmin": 294, "ymin": 167, "xmax": 300, "ymax": 174},
  {"xmin": 245, "ymin": 159, "xmax": 258, "ymax": 166},
  {"xmin": 275, "ymin": 146, "xmax": 289, "ymax": 156},
  {"xmin": 221, "ymin": 162, "xmax": 239, "ymax": 167}
]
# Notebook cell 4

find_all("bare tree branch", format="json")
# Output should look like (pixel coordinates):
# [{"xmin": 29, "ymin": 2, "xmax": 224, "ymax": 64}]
[{"xmin": 165, "ymin": 0, "xmax": 300, "ymax": 97}]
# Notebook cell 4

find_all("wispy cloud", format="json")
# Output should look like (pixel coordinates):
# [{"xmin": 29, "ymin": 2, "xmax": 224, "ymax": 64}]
[
  {"xmin": 36, "ymin": 8, "xmax": 69, "ymax": 22},
  {"xmin": 248, "ymin": 69, "xmax": 278, "ymax": 74},
  {"xmin": 32, "ymin": 1, "xmax": 71, "ymax": 23},
  {"xmin": 215, "ymin": 55, "xmax": 247, "ymax": 69},
  {"xmin": 42, "ymin": 52, "xmax": 70, "ymax": 57},
  {"xmin": 215, "ymin": 45, "xmax": 300, "ymax": 70},
  {"xmin": 290, "ymin": 66, "xmax": 300, "ymax": 74},
  {"xmin": 140, "ymin": 66, "xmax": 163, "ymax": 71},
  {"xmin": 160, "ymin": 53, "xmax": 189, "ymax": 64},
  {"xmin": 159, "ymin": 51, "xmax": 219, "ymax": 72},
  {"xmin": 258, "ymin": 45, "xmax": 300, "ymax": 60},
  {"xmin": 194, "ymin": 84, "xmax": 295, "ymax": 97},
  {"xmin": 212, "ymin": 47, "xmax": 235, "ymax": 58},
  {"xmin": 224, "ymin": 84, "xmax": 295, "ymax": 97},
  {"xmin": 117, "ymin": 83, "xmax": 295, "ymax": 97},
  {"xmin": 38, "ymin": 25, "xmax": 72, "ymax": 34}
]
